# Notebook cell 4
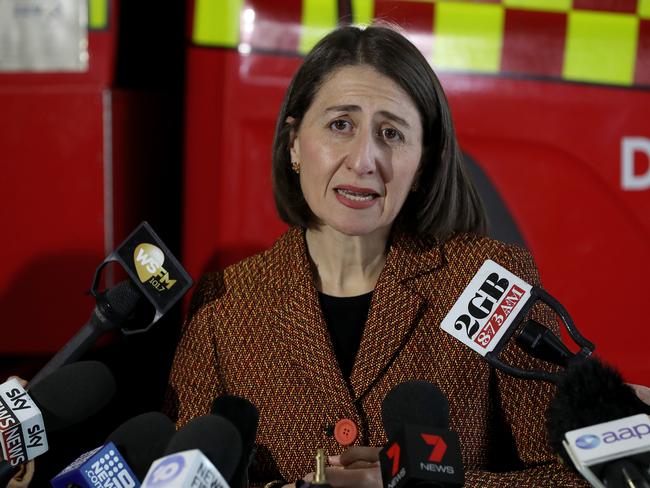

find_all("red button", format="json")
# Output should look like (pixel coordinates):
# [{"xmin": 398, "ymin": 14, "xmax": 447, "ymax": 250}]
[{"xmin": 334, "ymin": 418, "xmax": 358, "ymax": 446}]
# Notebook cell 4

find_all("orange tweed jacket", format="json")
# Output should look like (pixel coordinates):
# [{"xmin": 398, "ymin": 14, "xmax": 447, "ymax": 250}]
[{"xmin": 165, "ymin": 227, "xmax": 587, "ymax": 487}]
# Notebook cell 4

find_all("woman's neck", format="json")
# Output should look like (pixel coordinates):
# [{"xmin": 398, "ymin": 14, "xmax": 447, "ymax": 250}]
[{"xmin": 305, "ymin": 226, "xmax": 390, "ymax": 297}]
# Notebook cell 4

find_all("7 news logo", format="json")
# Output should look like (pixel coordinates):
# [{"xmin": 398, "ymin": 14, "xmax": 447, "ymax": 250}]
[
  {"xmin": 380, "ymin": 426, "xmax": 464, "ymax": 488},
  {"xmin": 385, "ymin": 433, "xmax": 454, "ymax": 478}
]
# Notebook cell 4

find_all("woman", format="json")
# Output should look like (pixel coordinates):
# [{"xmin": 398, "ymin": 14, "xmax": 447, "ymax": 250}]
[{"xmin": 166, "ymin": 25, "xmax": 586, "ymax": 487}]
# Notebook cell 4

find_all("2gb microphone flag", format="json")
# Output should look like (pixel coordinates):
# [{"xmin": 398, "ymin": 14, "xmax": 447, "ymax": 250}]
[
  {"xmin": 440, "ymin": 260, "xmax": 532, "ymax": 356},
  {"xmin": 91, "ymin": 222, "xmax": 193, "ymax": 333},
  {"xmin": 439, "ymin": 259, "xmax": 595, "ymax": 383}
]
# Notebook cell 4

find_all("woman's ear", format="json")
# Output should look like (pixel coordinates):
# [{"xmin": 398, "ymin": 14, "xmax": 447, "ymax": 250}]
[{"xmin": 286, "ymin": 116, "xmax": 300, "ymax": 162}]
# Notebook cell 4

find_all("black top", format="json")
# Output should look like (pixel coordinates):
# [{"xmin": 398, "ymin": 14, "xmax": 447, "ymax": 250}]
[{"xmin": 318, "ymin": 291, "xmax": 373, "ymax": 380}]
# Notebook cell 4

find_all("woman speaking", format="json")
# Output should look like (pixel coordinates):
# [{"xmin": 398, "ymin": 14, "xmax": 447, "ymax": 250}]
[{"xmin": 166, "ymin": 24, "xmax": 586, "ymax": 487}]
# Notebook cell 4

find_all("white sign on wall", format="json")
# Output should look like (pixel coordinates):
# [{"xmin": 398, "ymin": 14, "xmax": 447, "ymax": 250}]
[
  {"xmin": 621, "ymin": 137, "xmax": 650, "ymax": 191},
  {"xmin": 0, "ymin": 0, "xmax": 88, "ymax": 72}
]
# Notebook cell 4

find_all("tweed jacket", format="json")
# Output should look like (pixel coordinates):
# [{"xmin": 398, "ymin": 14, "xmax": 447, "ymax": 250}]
[{"xmin": 165, "ymin": 227, "xmax": 587, "ymax": 487}]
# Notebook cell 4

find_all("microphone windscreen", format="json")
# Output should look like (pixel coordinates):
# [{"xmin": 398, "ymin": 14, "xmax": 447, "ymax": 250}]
[
  {"xmin": 211, "ymin": 395, "xmax": 259, "ymax": 454},
  {"xmin": 28, "ymin": 360, "xmax": 116, "ymax": 432},
  {"xmin": 105, "ymin": 280, "xmax": 142, "ymax": 318},
  {"xmin": 164, "ymin": 414, "xmax": 242, "ymax": 481},
  {"xmin": 547, "ymin": 357, "xmax": 650, "ymax": 460},
  {"xmin": 106, "ymin": 412, "xmax": 176, "ymax": 481},
  {"xmin": 381, "ymin": 380, "xmax": 450, "ymax": 439}
]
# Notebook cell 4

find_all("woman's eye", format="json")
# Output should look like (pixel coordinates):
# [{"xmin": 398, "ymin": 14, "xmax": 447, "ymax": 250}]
[
  {"xmin": 380, "ymin": 127, "xmax": 404, "ymax": 142},
  {"xmin": 330, "ymin": 120, "xmax": 351, "ymax": 132}
]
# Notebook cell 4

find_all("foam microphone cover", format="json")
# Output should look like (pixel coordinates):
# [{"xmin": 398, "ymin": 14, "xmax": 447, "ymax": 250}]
[
  {"xmin": 164, "ymin": 414, "xmax": 242, "ymax": 482},
  {"xmin": 547, "ymin": 357, "xmax": 650, "ymax": 462},
  {"xmin": 212, "ymin": 396, "xmax": 259, "ymax": 487},
  {"xmin": 107, "ymin": 412, "xmax": 176, "ymax": 481},
  {"xmin": 381, "ymin": 380, "xmax": 450, "ymax": 439},
  {"xmin": 104, "ymin": 280, "xmax": 142, "ymax": 319},
  {"xmin": 28, "ymin": 360, "xmax": 116, "ymax": 432}
]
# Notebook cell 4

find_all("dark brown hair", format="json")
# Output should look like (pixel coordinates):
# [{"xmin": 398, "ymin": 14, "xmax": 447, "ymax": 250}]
[{"xmin": 272, "ymin": 24, "xmax": 487, "ymax": 240}]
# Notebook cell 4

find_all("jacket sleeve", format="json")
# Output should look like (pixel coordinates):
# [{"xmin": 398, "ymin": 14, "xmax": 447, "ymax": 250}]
[
  {"xmin": 163, "ymin": 272, "xmax": 227, "ymax": 428},
  {"xmin": 465, "ymin": 245, "xmax": 588, "ymax": 487}
]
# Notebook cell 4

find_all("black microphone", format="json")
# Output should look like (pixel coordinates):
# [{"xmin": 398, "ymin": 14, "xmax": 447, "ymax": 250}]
[
  {"xmin": 515, "ymin": 319, "xmax": 575, "ymax": 368},
  {"xmin": 107, "ymin": 411, "xmax": 177, "ymax": 481},
  {"xmin": 379, "ymin": 381, "xmax": 464, "ymax": 488},
  {"xmin": 547, "ymin": 358, "xmax": 650, "ymax": 488},
  {"xmin": 141, "ymin": 414, "xmax": 242, "ymax": 487},
  {"xmin": 0, "ymin": 361, "xmax": 116, "ymax": 486},
  {"xmin": 50, "ymin": 411, "xmax": 176, "ymax": 487},
  {"xmin": 28, "ymin": 281, "xmax": 142, "ymax": 387},
  {"xmin": 30, "ymin": 221, "xmax": 193, "ymax": 386},
  {"xmin": 211, "ymin": 395, "xmax": 259, "ymax": 488}
]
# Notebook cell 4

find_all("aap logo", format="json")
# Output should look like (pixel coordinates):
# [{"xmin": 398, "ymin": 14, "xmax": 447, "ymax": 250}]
[{"xmin": 575, "ymin": 434, "xmax": 601, "ymax": 450}]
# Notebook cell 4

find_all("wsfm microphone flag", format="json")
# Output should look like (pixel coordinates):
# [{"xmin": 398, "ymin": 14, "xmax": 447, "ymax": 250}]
[{"xmin": 92, "ymin": 222, "xmax": 193, "ymax": 333}]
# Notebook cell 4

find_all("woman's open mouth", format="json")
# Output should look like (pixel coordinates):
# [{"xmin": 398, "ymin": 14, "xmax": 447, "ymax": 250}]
[
  {"xmin": 334, "ymin": 186, "xmax": 380, "ymax": 209},
  {"xmin": 335, "ymin": 188, "xmax": 378, "ymax": 201}
]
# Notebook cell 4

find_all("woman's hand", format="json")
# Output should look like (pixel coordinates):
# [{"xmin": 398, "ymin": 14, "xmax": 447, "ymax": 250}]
[
  {"xmin": 630, "ymin": 383, "xmax": 650, "ymax": 405},
  {"xmin": 303, "ymin": 446, "xmax": 382, "ymax": 488}
]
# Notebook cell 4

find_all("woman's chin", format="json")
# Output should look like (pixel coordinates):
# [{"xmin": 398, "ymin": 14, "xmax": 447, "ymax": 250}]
[{"xmin": 325, "ymin": 220, "xmax": 390, "ymax": 239}]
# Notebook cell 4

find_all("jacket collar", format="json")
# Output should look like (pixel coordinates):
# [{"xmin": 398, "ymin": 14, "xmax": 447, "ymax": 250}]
[{"xmin": 269, "ymin": 227, "xmax": 445, "ymax": 402}]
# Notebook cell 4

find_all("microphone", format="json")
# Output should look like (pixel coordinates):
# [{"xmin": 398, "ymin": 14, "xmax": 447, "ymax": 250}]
[
  {"xmin": 141, "ymin": 414, "xmax": 242, "ymax": 487},
  {"xmin": 50, "ymin": 411, "xmax": 176, "ymax": 487},
  {"xmin": 439, "ymin": 259, "xmax": 594, "ymax": 383},
  {"xmin": 514, "ymin": 319, "xmax": 575, "ymax": 368},
  {"xmin": 547, "ymin": 358, "xmax": 650, "ymax": 488},
  {"xmin": 107, "ymin": 412, "xmax": 176, "ymax": 481},
  {"xmin": 0, "ymin": 361, "xmax": 116, "ymax": 485},
  {"xmin": 378, "ymin": 381, "xmax": 464, "ymax": 487},
  {"xmin": 211, "ymin": 395, "xmax": 259, "ymax": 488},
  {"xmin": 30, "ymin": 221, "xmax": 193, "ymax": 386}
]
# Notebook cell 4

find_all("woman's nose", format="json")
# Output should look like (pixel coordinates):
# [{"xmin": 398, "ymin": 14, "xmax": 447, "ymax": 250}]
[{"xmin": 346, "ymin": 128, "xmax": 379, "ymax": 175}]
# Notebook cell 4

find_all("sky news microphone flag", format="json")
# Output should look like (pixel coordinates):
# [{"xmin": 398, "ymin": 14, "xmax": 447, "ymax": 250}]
[{"xmin": 0, "ymin": 361, "xmax": 116, "ymax": 485}]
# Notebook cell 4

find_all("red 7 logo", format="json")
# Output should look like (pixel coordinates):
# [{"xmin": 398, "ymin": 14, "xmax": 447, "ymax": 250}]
[{"xmin": 421, "ymin": 434, "xmax": 448, "ymax": 462}]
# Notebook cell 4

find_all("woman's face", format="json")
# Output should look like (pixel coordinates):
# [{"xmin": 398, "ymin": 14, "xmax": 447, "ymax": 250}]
[{"xmin": 289, "ymin": 64, "xmax": 423, "ymax": 237}]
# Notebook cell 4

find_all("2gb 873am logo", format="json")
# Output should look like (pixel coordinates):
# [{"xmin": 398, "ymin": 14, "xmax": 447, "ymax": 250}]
[{"xmin": 440, "ymin": 260, "xmax": 532, "ymax": 356}]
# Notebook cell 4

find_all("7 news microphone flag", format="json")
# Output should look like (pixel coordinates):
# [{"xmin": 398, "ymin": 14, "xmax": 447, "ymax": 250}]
[{"xmin": 30, "ymin": 222, "xmax": 192, "ymax": 387}]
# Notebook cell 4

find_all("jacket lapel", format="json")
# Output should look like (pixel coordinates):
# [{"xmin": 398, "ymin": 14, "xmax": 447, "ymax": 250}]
[
  {"xmin": 350, "ymin": 232, "xmax": 444, "ymax": 400},
  {"xmin": 269, "ymin": 228, "xmax": 353, "ymax": 406},
  {"xmin": 267, "ymin": 228, "xmax": 445, "ymax": 405}
]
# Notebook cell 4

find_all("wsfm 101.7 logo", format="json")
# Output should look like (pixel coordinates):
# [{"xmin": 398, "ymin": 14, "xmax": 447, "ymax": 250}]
[{"xmin": 134, "ymin": 243, "xmax": 177, "ymax": 292}]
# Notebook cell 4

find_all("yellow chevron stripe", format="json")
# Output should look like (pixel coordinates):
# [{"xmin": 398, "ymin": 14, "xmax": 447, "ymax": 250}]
[
  {"xmin": 352, "ymin": 0, "xmax": 374, "ymax": 26},
  {"xmin": 193, "ymin": 0, "xmax": 242, "ymax": 47},
  {"xmin": 563, "ymin": 11, "xmax": 639, "ymax": 86},
  {"xmin": 503, "ymin": 0, "xmax": 571, "ymax": 13},
  {"xmin": 88, "ymin": 0, "xmax": 108, "ymax": 29},
  {"xmin": 300, "ymin": 0, "xmax": 338, "ymax": 54},
  {"xmin": 433, "ymin": 2, "xmax": 504, "ymax": 73}
]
